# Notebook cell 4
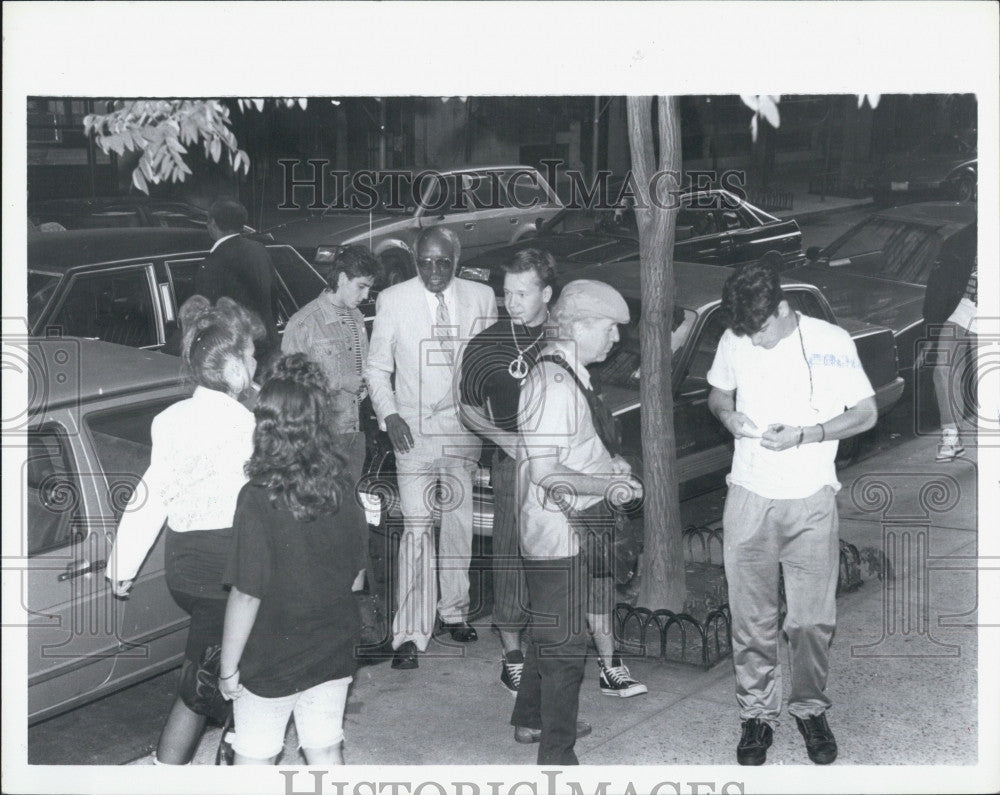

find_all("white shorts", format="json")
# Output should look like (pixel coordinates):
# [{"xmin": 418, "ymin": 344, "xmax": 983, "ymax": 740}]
[{"xmin": 232, "ymin": 676, "xmax": 352, "ymax": 760}]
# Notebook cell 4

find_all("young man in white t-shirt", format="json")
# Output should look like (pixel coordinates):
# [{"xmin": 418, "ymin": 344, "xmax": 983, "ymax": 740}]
[{"xmin": 706, "ymin": 264, "xmax": 877, "ymax": 766}]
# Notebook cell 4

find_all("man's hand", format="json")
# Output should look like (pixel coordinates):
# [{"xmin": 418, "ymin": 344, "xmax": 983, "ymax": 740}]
[
  {"xmin": 719, "ymin": 410, "xmax": 761, "ymax": 439},
  {"xmin": 608, "ymin": 474, "xmax": 643, "ymax": 506},
  {"xmin": 109, "ymin": 578, "xmax": 134, "ymax": 598},
  {"xmin": 385, "ymin": 413, "xmax": 414, "ymax": 454},
  {"xmin": 760, "ymin": 423, "xmax": 801, "ymax": 451},
  {"xmin": 609, "ymin": 455, "xmax": 632, "ymax": 475},
  {"xmin": 341, "ymin": 373, "xmax": 365, "ymax": 395}
]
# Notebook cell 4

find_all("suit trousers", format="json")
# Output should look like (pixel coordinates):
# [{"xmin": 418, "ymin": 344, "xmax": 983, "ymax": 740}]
[
  {"xmin": 510, "ymin": 555, "xmax": 589, "ymax": 765},
  {"xmin": 723, "ymin": 484, "xmax": 839, "ymax": 726},
  {"xmin": 490, "ymin": 452, "xmax": 530, "ymax": 631},
  {"xmin": 391, "ymin": 433, "xmax": 476, "ymax": 651}
]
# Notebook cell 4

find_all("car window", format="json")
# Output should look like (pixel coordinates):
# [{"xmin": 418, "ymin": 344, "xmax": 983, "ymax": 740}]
[
  {"xmin": 86, "ymin": 397, "xmax": 186, "ymax": 521},
  {"xmin": 827, "ymin": 218, "xmax": 942, "ymax": 285},
  {"xmin": 165, "ymin": 258, "xmax": 203, "ymax": 311},
  {"xmin": 28, "ymin": 270, "xmax": 62, "ymax": 327},
  {"xmin": 503, "ymin": 170, "xmax": 557, "ymax": 209},
  {"xmin": 590, "ymin": 303, "xmax": 697, "ymax": 387},
  {"xmin": 50, "ymin": 266, "xmax": 158, "ymax": 348},
  {"xmin": 148, "ymin": 207, "xmax": 209, "ymax": 229},
  {"xmin": 784, "ymin": 289, "xmax": 826, "ymax": 320},
  {"xmin": 679, "ymin": 308, "xmax": 727, "ymax": 396},
  {"xmin": 677, "ymin": 205, "xmax": 724, "ymax": 238},
  {"xmin": 267, "ymin": 246, "xmax": 326, "ymax": 309},
  {"xmin": 27, "ymin": 427, "xmax": 80, "ymax": 556}
]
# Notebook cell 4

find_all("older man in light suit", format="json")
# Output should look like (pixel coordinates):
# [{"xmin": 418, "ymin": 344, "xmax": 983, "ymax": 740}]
[{"xmin": 365, "ymin": 226, "xmax": 497, "ymax": 670}]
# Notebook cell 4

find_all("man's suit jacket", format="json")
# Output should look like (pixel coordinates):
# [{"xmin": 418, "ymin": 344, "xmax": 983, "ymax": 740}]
[
  {"xmin": 194, "ymin": 235, "xmax": 279, "ymax": 360},
  {"xmin": 365, "ymin": 276, "xmax": 497, "ymax": 446}
]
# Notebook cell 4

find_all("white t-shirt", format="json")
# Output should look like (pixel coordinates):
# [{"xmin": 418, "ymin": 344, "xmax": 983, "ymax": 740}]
[{"xmin": 707, "ymin": 313, "xmax": 875, "ymax": 499}]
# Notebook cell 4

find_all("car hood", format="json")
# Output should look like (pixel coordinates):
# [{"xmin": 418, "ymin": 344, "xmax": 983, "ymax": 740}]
[
  {"xmin": 790, "ymin": 265, "xmax": 925, "ymax": 337},
  {"xmin": 265, "ymin": 211, "xmax": 403, "ymax": 249}
]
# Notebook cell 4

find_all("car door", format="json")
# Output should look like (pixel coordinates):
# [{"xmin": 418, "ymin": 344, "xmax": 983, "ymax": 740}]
[
  {"xmin": 671, "ymin": 306, "xmax": 733, "ymax": 496},
  {"xmin": 46, "ymin": 264, "xmax": 164, "ymax": 350},
  {"xmin": 83, "ymin": 392, "xmax": 192, "ymax": 702},
  {"xmin": 26, "ymin": 415, "xmax": 117, "ymax": 723}
]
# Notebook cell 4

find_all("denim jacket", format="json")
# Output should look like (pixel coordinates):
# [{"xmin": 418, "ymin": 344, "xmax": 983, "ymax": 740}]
[{"xmin": 282, "ymin": 292, "xmax": 368, "ymax": 434}]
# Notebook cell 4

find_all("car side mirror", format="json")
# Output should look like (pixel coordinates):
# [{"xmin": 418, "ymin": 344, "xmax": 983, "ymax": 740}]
[{"xmin": 805, "ymin": 246, "xmax": 822, "ymax": 261}]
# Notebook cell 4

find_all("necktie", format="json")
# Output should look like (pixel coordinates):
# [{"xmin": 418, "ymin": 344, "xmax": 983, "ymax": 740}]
[{"xmin": 435, "ymin": 292, "xmax": 455, "ymax": 365}]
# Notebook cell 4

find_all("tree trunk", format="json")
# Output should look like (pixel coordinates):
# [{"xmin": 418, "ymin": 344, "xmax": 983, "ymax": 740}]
[{"xmin": 627, "ymin": 96, "xmax": 686, "ymax": 612}]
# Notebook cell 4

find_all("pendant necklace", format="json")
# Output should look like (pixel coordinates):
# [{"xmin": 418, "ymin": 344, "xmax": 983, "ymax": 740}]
[{"xmin": 508, "ymin": 319, "xmax": 547, "ymax": 381}]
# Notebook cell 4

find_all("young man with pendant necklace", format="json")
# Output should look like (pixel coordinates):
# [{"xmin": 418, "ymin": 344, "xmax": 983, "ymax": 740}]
[{"xmin": 459, "ymin": 250, "xmax": 647, "ymax": 712}]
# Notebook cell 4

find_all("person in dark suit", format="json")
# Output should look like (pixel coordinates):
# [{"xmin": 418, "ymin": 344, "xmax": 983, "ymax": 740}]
[{"xmin": 195, "ymin": 198, "xmax": 279, "ymax": 369}]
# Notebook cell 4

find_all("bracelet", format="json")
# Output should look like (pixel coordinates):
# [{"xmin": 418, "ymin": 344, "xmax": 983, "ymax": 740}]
[
  {"xmin": 796, "ymin": 427, "xmax": 805, "ymax": 447},
  {"xmin": 219, "ymin": 669, "xmax": 239, "ymax": 681},
  {"xmin": 818, "ymin": 423, "xmax": 826, "ymax": 443}
]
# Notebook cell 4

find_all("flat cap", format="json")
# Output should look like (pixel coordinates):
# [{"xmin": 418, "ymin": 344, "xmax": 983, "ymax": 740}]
[{"xmin": 554, "ymin": 279, "xmax": 630, "ymax": 324}]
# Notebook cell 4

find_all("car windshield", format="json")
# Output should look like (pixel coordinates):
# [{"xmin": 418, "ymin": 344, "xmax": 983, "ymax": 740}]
[
  {"xmin": 321, "ymin": 176, "xmax": 415, "ymax": 217},
  {"xmin": 824, "ymin": 217, "xmax": 943, "ymax": 285},
  {"xmin": 28, "ymin": 270, "xmax": 61, "ymax": 324}
]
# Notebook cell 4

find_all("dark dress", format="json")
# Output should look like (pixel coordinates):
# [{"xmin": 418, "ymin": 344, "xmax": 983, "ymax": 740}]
[{"xmin": 225, "ymin": 482, "xmax": 361, "ymax": 698}]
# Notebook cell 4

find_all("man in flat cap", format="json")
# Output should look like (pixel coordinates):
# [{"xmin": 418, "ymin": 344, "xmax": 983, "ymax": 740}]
[{"xmin": 509, "ymin": 279, "xmax": 643, "ymax": 764}]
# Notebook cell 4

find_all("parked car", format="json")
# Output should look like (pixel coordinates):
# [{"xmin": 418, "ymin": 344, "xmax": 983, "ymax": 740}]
[
  {"xmin": 27, "ymin": 228, "xmax": 326, "ymax": 350},
  {"xmin": 792, "ymin": 202, "xmax": 977, "ymax": 373},
  {"xmin": 456, "ymin": 189, "xmax": 805, "ymax": 298},
  {"xmin": 24, "ymin": 339, "xmax": 194, "ymax": 723},
  {"xmin": 361, "ymin": 260, "xmax": 905, "ymax": 535},
  {"xmin": 27, "ymin": 196, "xmax": 256, "ymax": 234},
  {"xmin": 870, "ymin": 133, "xmax": 977, "ymax": 206},
  {"xmin": 265, "ymin": 165, "xmax": 564, "ymax": 284}
]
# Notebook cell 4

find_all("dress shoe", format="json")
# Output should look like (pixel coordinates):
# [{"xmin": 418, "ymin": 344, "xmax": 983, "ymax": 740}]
[
  {"xmin": 736, "ymin": 718, "xmax": 773, "ymax": 765},
  {"xmin": 439, "ymin": 621, "xmax": 478, "ymax": 642},
  {"xmin": 391, "ymin": 641, "xmax": 418, "ymax": 670},
  {"xmin": 795, "ymin": 713, "xmax": 838, "ymax": 764},
  {"xmin": 514, "ymin": 720, "xmax": 592, "ymax": 744}
]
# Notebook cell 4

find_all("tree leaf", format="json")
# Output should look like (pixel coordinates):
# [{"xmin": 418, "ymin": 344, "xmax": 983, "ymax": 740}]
[
  {"xmin": 758, "ymin": 95, "xmax": 780, "ymax": 129},
  {"xmin": 297, "ymin": 98, "xmax": 307, "ymax": 111},
  {"xmin": 749, "ymin": 114, "xmax": 758, "ymax": 143},
  {"xmin": 132, "ymin": 168, "xmax": 149, "ymax": 194},
  {"xmin": 210, "ymin": 137, "xmax": 222, "ymax": 163},
  {"xmin": 739, "ymin": 95, "xmax": 759, "ymax": 113}
]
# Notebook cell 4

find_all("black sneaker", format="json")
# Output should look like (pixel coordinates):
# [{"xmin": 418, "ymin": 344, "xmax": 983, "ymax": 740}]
[
  {"xmin": 736, "ymin": 718, "xmax": 774, "ymax": 765},
  {"xmin": 598, "ymin": 656, "xmax": 648, "ymax": 698},
  {"xmin": 500, "ymin": 651, "xmax": 524, "ymax": 695},
  {"xmin": 795, "ymin": 713, "xmax": 838, "ymax": 764}
]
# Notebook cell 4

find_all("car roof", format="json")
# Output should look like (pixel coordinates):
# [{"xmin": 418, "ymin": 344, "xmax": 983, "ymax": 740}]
[
  {"xmin": 28, "ymin": 228, "xmax": 214, "ymax": 272},
  {"xmin": 567, "ymin": 259, "xmax": 818, "ymax": 312},
  {"xmin": 874, "ymin": 202, "xmax": 976, "ymax": 235},
  {"xmin": 30, "ymin": 337, "xmax": 188, "ymax": 412}
]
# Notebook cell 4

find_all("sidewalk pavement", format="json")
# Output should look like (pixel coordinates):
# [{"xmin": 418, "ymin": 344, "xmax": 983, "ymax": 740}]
[
  {"xmin": 130, "ymin": 432, "xmax": 979, "ymax": 767},
  {"xmin": 769, "ymin": 178, "xmax": 873, "ymax": 222}
]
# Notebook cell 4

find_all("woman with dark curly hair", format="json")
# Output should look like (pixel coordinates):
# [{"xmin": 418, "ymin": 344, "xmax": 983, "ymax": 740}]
[
  {"xmin": 219, "ymin": 353, "xmax": 364, "ymax": 765},
  {"xmin": 108, "ymin": 295, "xmax": 259, "ymax": 764}
]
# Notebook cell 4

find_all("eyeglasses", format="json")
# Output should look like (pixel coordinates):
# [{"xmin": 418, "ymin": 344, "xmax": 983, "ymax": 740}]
[{"xmin": 417, "ymin": 256, "xmax": 453, "ymax": 270}]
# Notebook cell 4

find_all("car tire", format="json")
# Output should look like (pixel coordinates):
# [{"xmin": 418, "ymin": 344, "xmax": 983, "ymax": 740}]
[
  {"xmin": 379, "ymin": 250, "xmax": 412, "ymax": 288},
  {"xmin": 954, "ymin": 175, "xmax": 976, "ymax": 203}
]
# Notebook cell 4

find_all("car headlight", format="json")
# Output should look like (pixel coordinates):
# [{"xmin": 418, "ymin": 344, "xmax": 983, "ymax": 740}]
[{"xmin": 315, "ymin": 245, "xmax": 342, "ymax": 263}]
